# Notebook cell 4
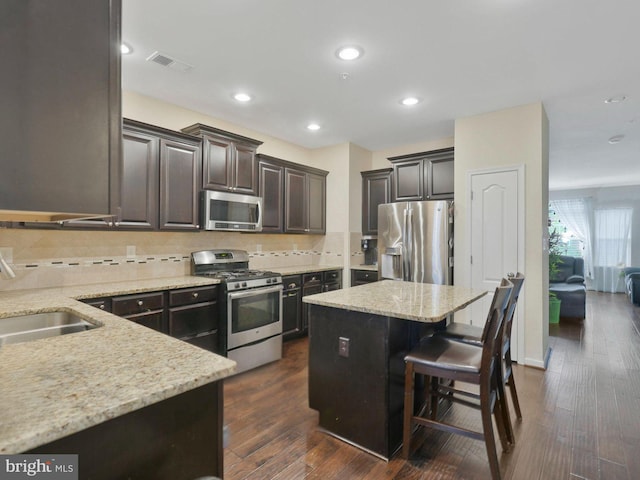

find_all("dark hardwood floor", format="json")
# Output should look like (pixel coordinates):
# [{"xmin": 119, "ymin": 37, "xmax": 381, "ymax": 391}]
[{"xmin": 223, "ymin": 292, "xmax": 640, "ymax": 479}]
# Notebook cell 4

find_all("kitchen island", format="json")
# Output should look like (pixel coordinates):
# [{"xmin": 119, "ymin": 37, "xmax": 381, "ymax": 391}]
[
  {"xmin": 0, "ymin": 277, "xmax": 235, "ymax": 479},
  {"xmin": 303, "ymin": 280, "xmax": 486, "ymax": 459}
]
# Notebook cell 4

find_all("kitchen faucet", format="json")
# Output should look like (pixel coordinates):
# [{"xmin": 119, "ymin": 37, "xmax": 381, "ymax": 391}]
[{"xmin": 0, "ymin": 252, "xmax": 16, "ymax": 279}]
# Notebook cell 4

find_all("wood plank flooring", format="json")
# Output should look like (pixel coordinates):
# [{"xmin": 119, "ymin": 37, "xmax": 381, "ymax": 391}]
[{"xmin": 223, "ymin": 292, "xmax": 640, "ymax": 479}]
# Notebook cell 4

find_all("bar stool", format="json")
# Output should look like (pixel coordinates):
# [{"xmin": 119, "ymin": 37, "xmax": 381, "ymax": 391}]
[
  {"xmin": 437, "ymin": 273, "xmax": 525, "ymax": 428},
  {"xmin": 402, "ymin": 278, "xmax": 513, "ymax": 480}
]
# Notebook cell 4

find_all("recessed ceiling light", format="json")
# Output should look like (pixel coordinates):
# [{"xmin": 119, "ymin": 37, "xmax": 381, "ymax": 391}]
[
  {"xmin": 608, "ymin": 134, "xmax": 625, "ymax": 144},
  {"xmin": 120, "ymin": 43, "xmax": 133, "ymax": 55},
  {"xmin": 307, "ymin": 123, "xmax": 321, "ymax": 131},
  {"xmin": 336, "ymin": 46, "xmax": 363, "ymax": 61},
  {"xmin": 233, "ymin": 93, "xmax": 252, "ymax": 102},
  {"xmin": 400, "ymin": 97, "xmax": 421, "ymax": 106},
  {"xmin": 604, "ymin": 95, "xmax": 627, "ymax": 104}
]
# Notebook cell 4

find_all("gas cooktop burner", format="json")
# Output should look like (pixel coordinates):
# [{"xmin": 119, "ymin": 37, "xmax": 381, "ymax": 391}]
[{"xmin": 190, "ymin": 249, "xmax": 282, "ymax": 290}]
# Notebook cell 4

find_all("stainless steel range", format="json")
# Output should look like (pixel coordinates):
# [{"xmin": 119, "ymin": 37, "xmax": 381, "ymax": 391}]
[{"xmin": 191, "ymin": 249, "xmax": 283, "ymax": 374}]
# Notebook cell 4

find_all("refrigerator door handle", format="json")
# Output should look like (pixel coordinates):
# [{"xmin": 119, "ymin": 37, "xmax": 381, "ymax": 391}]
[{"xmin": 403, "ymin": 207, "xmax": 413, "ymax": 281}]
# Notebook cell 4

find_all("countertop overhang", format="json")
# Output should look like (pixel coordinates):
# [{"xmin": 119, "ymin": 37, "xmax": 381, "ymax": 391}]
[{"xmin": 303, "ymin": 280, "xmax": 487, "ymax": 323}]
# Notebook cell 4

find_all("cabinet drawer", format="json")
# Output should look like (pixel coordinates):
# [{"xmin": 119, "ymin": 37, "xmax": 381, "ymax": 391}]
[
  {"xmin": 323, "ymin": 270, "xmax": 341, "ymax": 282},
  {"xmin": 353, "ymin": 270, "xmax": 378, "ymax": 283},
  {"xmin": 169, "ymin": 286, "xmax": 218, "ymax": 307},
  {"xmin": 112, "ymin": 292, "xmax": 165, "ymax": 316},
  {"xmin": 303, "ymin": 272, "xmax": 322, "ymax": 285},
  {"xmin": 125, "ymin": 310, "xmax": 165, "ymax": 333},
  {"xmin": 82, "ymin": 297, "xmax": 112, "ymax": 312},
  {"xmin": 184, "ymin": 331, "xmax": 221, "ymax": 354},
  {"xmin": 169, "ymin": 303, "xmax": 218, "ymax": 339},
  {"xmin": 283, "ymin": 274, "xmax": 302, "ymax": 290}
]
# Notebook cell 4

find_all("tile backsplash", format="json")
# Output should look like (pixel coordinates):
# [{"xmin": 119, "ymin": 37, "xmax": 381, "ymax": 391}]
[{"xmin": 0, "ymin": 228, "xmax": 345, "ymax": 291}]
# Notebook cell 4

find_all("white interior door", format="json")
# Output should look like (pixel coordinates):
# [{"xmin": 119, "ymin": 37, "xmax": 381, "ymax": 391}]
[{"xmin": 469, "ymin": 168, "xmax": 522, "ymax": 359}]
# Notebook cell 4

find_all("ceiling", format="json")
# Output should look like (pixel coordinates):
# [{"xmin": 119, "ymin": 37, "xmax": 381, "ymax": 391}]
[{"xmin": 122, "ymin": 0, "xmax": 640, "ymax": 191}]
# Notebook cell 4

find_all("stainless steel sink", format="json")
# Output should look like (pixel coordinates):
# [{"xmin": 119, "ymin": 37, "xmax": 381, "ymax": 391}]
[{"xmin": 0, "ymin": 311, "xmax": 100, "ymax": 346}]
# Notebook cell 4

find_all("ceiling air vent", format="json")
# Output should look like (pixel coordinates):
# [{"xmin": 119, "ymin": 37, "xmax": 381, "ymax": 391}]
[{"xmin": 146, "ymin": 51, "xmax": 193, "ymax": 72}]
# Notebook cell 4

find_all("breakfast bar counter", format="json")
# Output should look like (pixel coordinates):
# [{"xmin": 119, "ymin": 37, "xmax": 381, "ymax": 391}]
[{"xmin": 303, "ymin": 280, "xmax": 486, "ymax": 459}]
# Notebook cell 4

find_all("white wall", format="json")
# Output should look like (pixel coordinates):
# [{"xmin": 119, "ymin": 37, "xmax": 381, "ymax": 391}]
[{"xmin": 454, "ymin": 102, "xmax": 549, "ymax": 368}]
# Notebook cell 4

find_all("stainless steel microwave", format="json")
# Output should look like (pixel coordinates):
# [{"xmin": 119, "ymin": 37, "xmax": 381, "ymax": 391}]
[{"xmin": 202, "ymin": 190, "xmax": 263, "ymax": 232}]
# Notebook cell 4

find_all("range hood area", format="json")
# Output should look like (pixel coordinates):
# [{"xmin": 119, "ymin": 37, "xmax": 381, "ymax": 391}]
[{"xmin": 0, "ymin": 0, "xmax": 121, "ymax": 224}]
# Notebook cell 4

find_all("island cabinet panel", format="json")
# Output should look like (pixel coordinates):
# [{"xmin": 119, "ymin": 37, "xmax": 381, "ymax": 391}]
[
  {"xmin": 181, "ymin": 123, "xmax": 263, "ymax": 195},
  {"xmin": 390, "ymin": 147, "xmax": 454, "ymax": 202},
  {"xmin": 28, "ymin": 381, "xmax": 224, "ymax": 480},
  {"xmin": 308, "ymin": 305, "xmax": 419, "ymax": 459},
  {"xmin": 361, "ymin": 168, "xmax": 392, "ymax": 235}
]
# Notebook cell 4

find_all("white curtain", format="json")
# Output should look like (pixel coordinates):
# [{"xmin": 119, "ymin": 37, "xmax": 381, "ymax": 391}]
[
  {"xmin": 550, "ymin": 198, "xmax": 594, "ymax": 278},
  {"xmin": 593, "ymin": 208, "xmax": 632, "ymax": 293}
]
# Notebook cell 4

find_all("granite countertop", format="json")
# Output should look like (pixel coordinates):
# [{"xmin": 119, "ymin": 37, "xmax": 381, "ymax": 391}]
[
  {"xmin": 350, "ymin": 264, "xmax": 378, "ymax": 272},
  {"xmin": 303, "ymin": 280, "xmax": 487, "ymax": 323},
  {"xmin": 0, "ymin": 276, "xmax": 235, "ymax": 454},
  {"xmin": 270, "ymin": 264, "xmax": 343, "ymax": 276}
]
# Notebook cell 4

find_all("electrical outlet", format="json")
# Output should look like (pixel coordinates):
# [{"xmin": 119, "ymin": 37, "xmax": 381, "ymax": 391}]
[
  {"xmin": 338, "ymin": 337, "xmax": 350, "ymax": 357},
  {"xmin": 126, "ymin": 245, "xmax": 136, "ymax": 258}
]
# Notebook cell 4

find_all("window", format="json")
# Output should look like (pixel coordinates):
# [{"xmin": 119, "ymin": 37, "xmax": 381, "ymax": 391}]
[{"xmin": 593, "ymin": 208, "xmax": 632, "ymax": 267}]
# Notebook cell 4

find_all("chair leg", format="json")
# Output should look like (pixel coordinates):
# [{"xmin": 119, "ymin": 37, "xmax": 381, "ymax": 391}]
[
  {"xmin": 430, "ymin": 376, "xmax": 439, "ymax": 420},
  {"xmin": 492, "ymin": 369, "xmax": 513, "ymax": 451},
  {"xmin": 480, "ymin": 387, "xmax": 502, "ymax": 480},
  {"xmin": 507, "ymin": 368, "xmax": 523, "ymax": 420},
  {"xmin": 403, "ymin": 362, "xmax": 415, "ymax": 459}
]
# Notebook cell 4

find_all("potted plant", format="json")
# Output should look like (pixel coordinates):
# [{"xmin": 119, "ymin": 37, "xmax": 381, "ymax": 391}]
[{"xmin": 548, "ymin": 227, "xmax": 563, "ymax": 324}]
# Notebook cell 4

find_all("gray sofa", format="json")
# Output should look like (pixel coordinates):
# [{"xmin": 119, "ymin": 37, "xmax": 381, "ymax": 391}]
[
  {"xmin": 549, "ymin": 255, "xmax": 586, "ymax": 319},
  {"xmin": 623, "ymin": 267, "xmax": 640, "ymax": 306}
]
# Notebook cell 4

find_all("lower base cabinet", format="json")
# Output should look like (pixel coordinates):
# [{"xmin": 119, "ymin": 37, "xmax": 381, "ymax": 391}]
[
  {"xmin": 282, "ymin": 275, "xmax": 303, "ymax": 341},
  {"xmin": 351, "ymin": 268, "xmax": 379, "ymax": 286},
  {"xmin": 83, "ymin": 285, "xmax": 222, "ymax": 355},
  {"xmin": 28, "ymin": 381, "xmax": 223, "ymax": 480}
]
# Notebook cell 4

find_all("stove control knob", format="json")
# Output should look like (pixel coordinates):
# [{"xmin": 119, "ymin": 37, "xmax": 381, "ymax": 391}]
[
  {"xmin": 234, "ymin": 283, "xmax": 240, "ymax": 289},
  {"xmin": 242, "ymin": 282, "xmax": 248, "ymax": 287}
]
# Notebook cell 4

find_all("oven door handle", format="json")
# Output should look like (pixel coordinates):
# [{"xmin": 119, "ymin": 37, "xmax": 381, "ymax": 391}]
[{"xmin": 227, "ymin": 284, "xmax": 283, "ymax": 300}]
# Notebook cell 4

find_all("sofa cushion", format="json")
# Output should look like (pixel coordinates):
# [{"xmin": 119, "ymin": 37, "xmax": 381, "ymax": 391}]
[{"xmin": 566, "ymin": 275, "xmax": 585, "ymax": 284}]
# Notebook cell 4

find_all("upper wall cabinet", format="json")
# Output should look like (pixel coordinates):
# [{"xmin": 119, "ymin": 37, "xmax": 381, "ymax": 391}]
[
  {"xmin": 118, "ymin": 119, "xmax": 201, "ymax": 231},
  {"xmin": 361, "ymin": 168, "xmax": 392, "ymax": 235},
  {"xmin": 258, "ymin": 156, "xmax": 285, "ymax": 233},
  {"xmin": 389, "ymin": 148, "xmax": 454, "ymax": 202},
  {"xmin": 257, "ymin": 154, "xmax": 328, "ymax": 235},
  {"xmin": 181, "ymin": 124, "xmax": 263, "ymax": 196},
  {"xmin": 0, "ymin": 0, "xmax": 122, "ymax": 220}
]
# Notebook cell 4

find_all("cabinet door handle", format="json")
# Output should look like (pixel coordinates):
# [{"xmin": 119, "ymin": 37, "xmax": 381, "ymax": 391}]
[
  {"xmin": 99, "ymin": 304, "xmax": 105, "ymax": 310},
  {"xmin": 288, "ymin": 283, "xmax": 297, "ymax": 289},
  {"xmin": 137, "ymin": 300, "xmax": 144, "ymax": 307},
  {"xmin": 192, "ymin": 292, "xmax": 199, "ymax": 299}
]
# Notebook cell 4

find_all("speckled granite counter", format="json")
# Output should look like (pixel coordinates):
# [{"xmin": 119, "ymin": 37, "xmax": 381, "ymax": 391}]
[
  {"xmin": 270, "ymin": 264, "xmax": 342, "ymax": 276},
  {"xmin": 350, "ymin": 264, "xmax": 377, "ymax": 272},
  {"xmin": 0, "ymin": 276, "xmax": 235, "ymax": 454},
  {"xmin": 303, "ymin": 280, "xmax": 486, "ymax": 322}
]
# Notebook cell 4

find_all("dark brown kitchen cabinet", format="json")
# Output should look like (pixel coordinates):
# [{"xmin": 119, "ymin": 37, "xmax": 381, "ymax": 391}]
[
  {"xmin": 351, "ymin": 268, "xmax": 379, "ymax": 286},
  {"xmin": 181, "ymin": 123, "xmax": 263, "ymax": 195},
  {"xmin": 285, "ymin": 168, "xmax": 327, "ymax": 234},
  {"xmin": 168, "ymin": 286, "xmax": 221, "ymax": 355},
  {"xmin": 112, "ymin": 291, "xmax": 167, "ymax": 333},
  {"xmin": 361, "ymin": 168, "xmax": 392, "ymax": 235},
  {"xmin": 84, "ymin": 285, "xmax": 222, "ymax": 354},
  {"xmin": 258, "ymin": 157, "xmax": 285, "ymax": 233},
  {"xmin": 390, "ymin": 147, "xmax": 454, "ymax": 202},
  {"xmin": 282, "ymin": 275, "xmax": 303, "ymax": 341},
  {"xmin": 300, "ymin": 270, "xmax": 342, "ymax": 335},
  {"xmin": 0, "ymin": 0, "xmax": 121, "ymax": 220},
  {"xmin": 117, "ymin": 119, "xmax": 201, "ymax": 231}
]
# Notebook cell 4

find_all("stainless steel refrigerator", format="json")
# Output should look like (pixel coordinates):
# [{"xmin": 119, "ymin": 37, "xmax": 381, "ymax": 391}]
[{"xmin": 377, "ymin": 200, "xmax": 453, "ymax": 284}]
